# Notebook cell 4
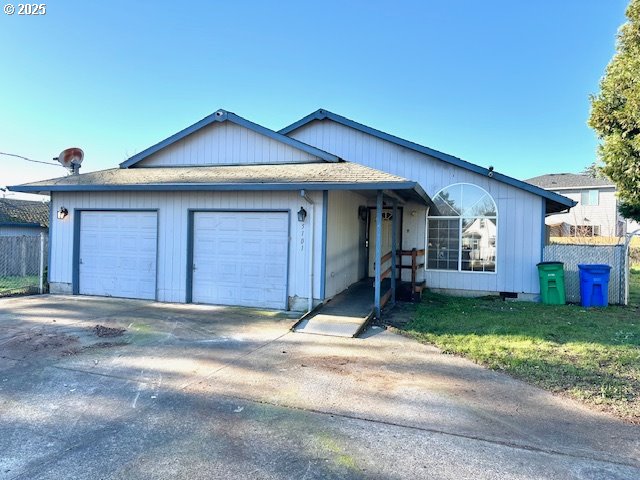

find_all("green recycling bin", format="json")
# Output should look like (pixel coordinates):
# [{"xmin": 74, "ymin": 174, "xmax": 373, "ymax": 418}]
[{"xmin": 536, "ymin": 262, "xmax": 566, "ymax": 305}]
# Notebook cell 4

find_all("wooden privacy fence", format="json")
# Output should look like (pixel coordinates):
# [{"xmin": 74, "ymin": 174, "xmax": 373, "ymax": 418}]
[{"xmin": 543, "ymin": 244, "xmax": 627, "ymax": 305}]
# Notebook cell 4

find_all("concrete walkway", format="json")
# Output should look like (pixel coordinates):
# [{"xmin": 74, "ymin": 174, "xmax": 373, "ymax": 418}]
[
  {"xmin": 1, "ymin": 295, "xmax": 639, "ymax": 479},
  {"xmin": 294, "ymin": 280, "xmax": 375, "ymax": 337}
]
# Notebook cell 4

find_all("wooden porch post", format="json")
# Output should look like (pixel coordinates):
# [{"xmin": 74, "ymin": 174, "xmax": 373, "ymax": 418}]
[
  {"xmin": 374, "ymin": 190, "xmax": 383, "ymax": 318},
  {"xmin": 391, "ymin": 198, "xmax": 398, "ymax": 305}
]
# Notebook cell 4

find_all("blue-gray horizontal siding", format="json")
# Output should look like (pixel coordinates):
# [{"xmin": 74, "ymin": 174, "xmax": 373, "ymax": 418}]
[
  {"xmin": 135, "ymin": 121, "xmax": 323, "ymax": 167},
  {"xmin": 49, "ymin": 190, "xmax": 324, "ymax": 304},
  {"xmin": 289, "ymin": 120, "xmax": 544, "ymax": 294}
]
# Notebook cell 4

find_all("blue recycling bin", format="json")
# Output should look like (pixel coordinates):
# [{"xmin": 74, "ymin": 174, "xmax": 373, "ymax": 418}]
[{"xmin": 577, "ymin": 264, "xmax": 612, "ymax": 307}]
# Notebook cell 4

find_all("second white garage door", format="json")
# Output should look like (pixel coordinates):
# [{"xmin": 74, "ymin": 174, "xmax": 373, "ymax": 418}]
[
  {"xmin": 192, "ymin": 211, "xmax": 289, "ymax": 309},
  {"xmin": 79, "ymin": 211, "xmax": 157, "ymax": 300}
]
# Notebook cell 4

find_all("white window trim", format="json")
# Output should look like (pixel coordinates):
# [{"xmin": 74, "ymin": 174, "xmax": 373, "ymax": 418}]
[{"xmin": 425, "ymin": 183, "xmax": 498, "ymax": 275}]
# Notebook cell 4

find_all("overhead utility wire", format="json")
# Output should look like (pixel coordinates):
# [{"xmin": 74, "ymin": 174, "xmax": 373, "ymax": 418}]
[{"xmin": 0, "ymin": 152, "xmax": 60, "ymax": 166}]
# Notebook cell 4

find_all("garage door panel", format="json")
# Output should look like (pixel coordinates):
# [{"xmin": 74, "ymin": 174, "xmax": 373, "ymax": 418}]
[
  {"xmin": 265, "ymin": 242, "xmax": 287, "ymax": 256},
  {"xmin": 120, "ymin": 236, "xmax": 139, "ymax": 250},
  {"xmin": 101, "ymin": 215, "xmax": 119, "ymax": 229},
  {"xmin": 192, "ymin": 211, "xmax": 288, "ymax": 309},
  {"xmin": 242, "ymin": 217, "xmax": 266, "ymax": 232},
  {"xmin": 242, "ymin": 238, "xmax": 262, "ymax": 256},
  {"xmin": 217, "ymin": 262, "xmax": 239, "ymax": 276},
  {"xmin": 264, "ymin": 263, "xmax": 287, "ymax": 279},
  {"xmin": 79, "ymin": 211, "xmax": 157, "ymax": 300},
  {"xmin": 264, "ymin": 217, "xmax": 288, "ymax": 232},
  {"xmin": 99, "ymin": 233, "xmax": 119, "ymax": 250},
  {"xmin": 139, "ymin": 237, "xmax": 157, "ymax": 252},
  {"xmin": 216, "ymin": 238, "xmax": 237, "ymax": 255},
  {"xmin": 138, "ymin": 215, "xmax": 157, "ymax": 229}
]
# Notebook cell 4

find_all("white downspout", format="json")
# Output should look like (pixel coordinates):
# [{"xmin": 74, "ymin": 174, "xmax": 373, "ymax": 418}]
[{"xmin": 301, "ymin": 190, "xmax": 315, "ymax": 313}]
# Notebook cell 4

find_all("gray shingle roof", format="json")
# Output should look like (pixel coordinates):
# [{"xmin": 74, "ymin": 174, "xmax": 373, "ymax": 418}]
[
  {"xmin": 9, "ymin": 162, "xmax": 434, "ymax": 205},
  {"xmin": 526, "ymin": 173, "xmax": 613, "ymax": 189},
  {"xmin": 13, "ymin": 162, "xmax": 410, "ymax": 188},
  {"xmin": 0, "ymin": 198, "xmax": 49, "ymax": 227}
]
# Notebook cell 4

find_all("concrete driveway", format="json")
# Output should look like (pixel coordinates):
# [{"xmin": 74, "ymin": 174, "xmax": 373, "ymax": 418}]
[{"xmin": 1, "ymin": 295, "xmax": 639, "ymax": 480}]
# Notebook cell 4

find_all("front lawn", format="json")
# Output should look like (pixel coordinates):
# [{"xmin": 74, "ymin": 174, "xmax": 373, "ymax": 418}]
[
  {"xmin": 0, "ymin": 275, "xmax": 40, "ymax": 296},
  {"xmin": 402, "ymin": 269, "xmax": 640, "ymax": 423}
]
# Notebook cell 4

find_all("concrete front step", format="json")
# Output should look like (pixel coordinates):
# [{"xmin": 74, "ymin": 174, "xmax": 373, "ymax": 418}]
[{"xmin": 294, "ymin": 312, "xmax": 372, "ymax": 338}]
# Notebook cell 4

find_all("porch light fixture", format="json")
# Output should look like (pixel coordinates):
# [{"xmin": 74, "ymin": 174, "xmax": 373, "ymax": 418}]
[
  {"xmin": 297, "ymin": 206, "xmax": 307, "ymax": 222},
  {"xmin": 57, "ymin": 207, "xmax": 68, "ymax": 220}
]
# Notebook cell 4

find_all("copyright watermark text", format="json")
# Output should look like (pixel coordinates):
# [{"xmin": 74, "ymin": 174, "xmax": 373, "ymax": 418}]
[{"xmin": 4, "ymin": 3, "xmax": 47, "ymax": 15}]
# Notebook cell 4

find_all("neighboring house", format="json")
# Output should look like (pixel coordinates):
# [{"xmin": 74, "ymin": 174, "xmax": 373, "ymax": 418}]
[
  {"xmin": 10, "ymin": 109, "xmax": 574, "ymax": 310},
  {"xmin": 526, "ymin": 173, "xmax": 630, "ymax": 238},
  {"xmin": 0, "ymin": 198, "xmax": 49, "ymax": 236}
]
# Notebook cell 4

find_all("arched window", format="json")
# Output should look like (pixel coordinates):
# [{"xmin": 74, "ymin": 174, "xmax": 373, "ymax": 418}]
[{"xmin": 427, "ymin": 184, "xmax": 497, "ymax": 273}]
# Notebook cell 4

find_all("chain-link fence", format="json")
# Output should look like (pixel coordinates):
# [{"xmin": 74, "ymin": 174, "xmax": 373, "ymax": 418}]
[
  {"xmin": 543, "ymin": 243, "xmax": 626, "ymax": 305},
  {"xmin": 0, "ymin": 233, "xmax": 48, "ymax": 297}
]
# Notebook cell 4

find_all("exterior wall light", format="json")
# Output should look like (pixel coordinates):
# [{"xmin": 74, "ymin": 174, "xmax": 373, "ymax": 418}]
[
  {"xmin": 57, "ymin": 207, "xmax": 68, "ymax": 220},
  {"xmin": 297, "ymin": 206, "xmax": 307, "ymax": 222}
]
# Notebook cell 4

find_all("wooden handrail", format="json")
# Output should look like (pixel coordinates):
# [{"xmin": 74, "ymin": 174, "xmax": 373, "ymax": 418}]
[
  {"xmin": 380, "ymin": 289, "xmax": 393, "ymax": 308},
  {"xmin": 396, "ymin": 249, "xmax": 425, "ymax": 256},
  {"xmin": 380, "ymin": 251, "xmax": 393, "ymax": 264},
  {"xmin": 381, "ymin": 267, "xmax": 392, "ymax": 281}
]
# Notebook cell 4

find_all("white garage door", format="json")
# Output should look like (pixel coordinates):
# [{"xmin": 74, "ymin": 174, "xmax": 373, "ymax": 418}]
[
  {"xmin": 192, "ymin": 211, "xmax": 289, "ymax": 309},
  {"xmin": 79, "ymin": 211, "xmax": 157, "ymax": 300}
]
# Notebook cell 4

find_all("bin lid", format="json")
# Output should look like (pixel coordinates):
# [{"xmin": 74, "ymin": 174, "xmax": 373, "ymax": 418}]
[
  {"xmin": 578, "ymin": 264, "xmax": 612, "ymax": 271},
  {"xmin": 537, "ymin": 262, "xmax": 564, "ymax": 266}
]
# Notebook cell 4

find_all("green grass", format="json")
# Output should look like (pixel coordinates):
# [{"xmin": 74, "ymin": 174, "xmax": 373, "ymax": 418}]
[
  {"xmin": 0, "ymin": 275, "xmax": 40, "ymax": 296},
  {"xmin": 630, "ymin": 268, "xmax": 640, "ymax": 305},
  {"xmin": 402, "ymin": 269, "xmax": 640, "ymax": 423}
]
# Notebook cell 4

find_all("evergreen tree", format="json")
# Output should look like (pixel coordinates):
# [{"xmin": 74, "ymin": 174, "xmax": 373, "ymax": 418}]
[{"xmin": 589, "ymin": 0, "xmax": 640, "ymax": 221}]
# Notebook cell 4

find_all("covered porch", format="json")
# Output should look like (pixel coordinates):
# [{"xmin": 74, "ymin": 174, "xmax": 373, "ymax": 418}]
[{"xmin": 296, "ymin": 188, "xmax": 431, "ymax": 337}]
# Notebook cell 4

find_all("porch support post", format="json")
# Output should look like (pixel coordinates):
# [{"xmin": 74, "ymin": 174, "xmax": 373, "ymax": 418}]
[
  {"xmin": 374, "ymin": 190, "xmax": 383, "ymax": 318},
  {"xmin": 391, "ymin": 197, "xmax": 398, "ymax": 305}
]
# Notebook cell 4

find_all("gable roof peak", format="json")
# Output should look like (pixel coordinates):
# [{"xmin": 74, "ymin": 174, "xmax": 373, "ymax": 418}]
[{"xmin": 120, "ymin": 109, "xmax": 340, "ymax": 168}]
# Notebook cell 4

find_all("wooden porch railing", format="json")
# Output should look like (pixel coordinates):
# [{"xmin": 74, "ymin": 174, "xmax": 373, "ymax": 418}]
[
  {"xmin": 396, "ymin": 248, "xmax": 426, "ymax": 296},
  {"xmin": 375, "ymin": 248, "xmax": 426, "ymax": 307}
]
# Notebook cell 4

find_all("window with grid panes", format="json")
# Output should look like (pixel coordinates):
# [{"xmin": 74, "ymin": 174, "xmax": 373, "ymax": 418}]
[{"xmin": 427, "ymin": 184, "xmax": 497, "ymax": 273}]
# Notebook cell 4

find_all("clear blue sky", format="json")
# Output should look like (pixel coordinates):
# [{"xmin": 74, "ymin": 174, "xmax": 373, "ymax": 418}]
[{"xmin": 0, "ymin": 0, "xmax": 628, "ymax": 198}]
